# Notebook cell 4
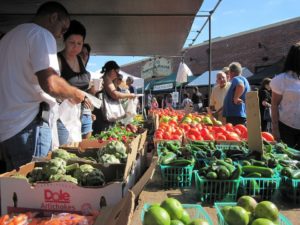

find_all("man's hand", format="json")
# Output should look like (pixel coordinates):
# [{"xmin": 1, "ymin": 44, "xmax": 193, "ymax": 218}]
[{"xmin": 233, "ymin": 97, "xmax": 243, "ymax": 104}]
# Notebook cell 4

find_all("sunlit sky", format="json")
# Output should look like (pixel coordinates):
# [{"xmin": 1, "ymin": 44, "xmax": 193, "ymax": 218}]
[{"xmin": 86, "ymin": 0, "xmax": 300, "ymax": 73}]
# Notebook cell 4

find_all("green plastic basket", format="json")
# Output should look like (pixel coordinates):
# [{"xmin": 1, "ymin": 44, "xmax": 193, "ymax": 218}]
[
  {"xmin": 239, "ymin": 175, "xmax": 280, "ymax": 200},
  {"xmin": 280, "ymin": 176, "xmax": 300, "ymax": 204},
  {"xmin": 141, "ymin": 203, "xmax": 213, "ymax": 225},
  {"xmin": 214, "ymin": 202, "xmax": 292, "ymax": 225},
  {"xmin": 160, "ymin": 164, "xmax": 194, "ymax": 188},
  {"xmin": 194, "ymin": 171, "xmax": 240, "ymax": 203}
]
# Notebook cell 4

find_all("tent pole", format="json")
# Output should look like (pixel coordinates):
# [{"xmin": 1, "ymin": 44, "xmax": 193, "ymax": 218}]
[{"xmin": 208, "ymin": 12, "xmax": 212, "ymax": 102}]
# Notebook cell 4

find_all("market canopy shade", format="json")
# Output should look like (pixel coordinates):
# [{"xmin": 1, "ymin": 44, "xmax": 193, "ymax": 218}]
[
  {"xmin": 0, "ymin": 0, "xmax": 203, "ymax": 56},
  {"xmin": 187, "ymin": 67, "xmax": 253, "ymax": 87},
  {"xmin": 247, "ymin": 57, "xmax": 285, "ymax": 85}
]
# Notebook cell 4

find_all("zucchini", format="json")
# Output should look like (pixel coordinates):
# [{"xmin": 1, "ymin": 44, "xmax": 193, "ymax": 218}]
[
  {"xmin": 160, "ymin": 152, "xmax": 176, "ymax": 165},
  {"xmin": 242, "ymin": 166, "xmax": 274, "ymax": 178},
  {"xmin": 216, "ymin": 160, "xmax": 236, "ymax": 174},
  {"xmin": 230, "ymin": 164, "xmax": 242, "ymax": 180}
]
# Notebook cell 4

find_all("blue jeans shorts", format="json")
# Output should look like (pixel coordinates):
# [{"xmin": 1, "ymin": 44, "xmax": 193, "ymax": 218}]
[
  {"xmin": 81, "ymin": 114, "xmax": 93, "ymax": 135},
  {"xmin": 0, "ymin": 117, "xmax": 51, "ymax": 171}
]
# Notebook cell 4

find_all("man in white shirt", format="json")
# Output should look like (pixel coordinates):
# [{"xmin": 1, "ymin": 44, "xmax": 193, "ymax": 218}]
[
  {"xmin": 209, "ymin": 71, "xmax": 231, "ymax": 123},
  {"xmin": 0, "ymin": 2, "xmax": 86, "ymax": 171}
]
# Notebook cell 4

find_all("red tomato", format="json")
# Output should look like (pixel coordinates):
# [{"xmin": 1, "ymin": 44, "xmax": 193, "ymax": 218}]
[
  {"xmin": 226, "ymin": 132, "xmax": 241, "ymax": 141},
  {"xmin": 163, "ymin": 132, "xmax": 171, "ymax": 140},
  {"xmin": 171, "ymin": 134, "xmax": 181, "ymax": 140},
  {"xmin": 155, "ymin": 133, "xmax": 163, "ymax": 139},
  {"xmin": 187, "ymin": 134, "xmax": 196, "ymax": 140},
  {"xmin": 225, "ymin": 123, "xmax": 234, "ymax": 131},
  {"xmin": 200, "ymin": 128, "xmax": 210, "ymax": 137},
  {"xmin": 195, "ymin": 134, "xmax": 203, "ymax": 141},
  {"xmin": 233, "ymin": 128, "xmax": 242, "ymax": 137},
  {"xmin": 215, "ymin": 133, "xmax": 227, "ymax": 141},
  {"xmin": 261, "ymin": 132, "xmax": 275, "ymax": 142},
  {"xmin": 202, "ymin": 132, "xmax": 214, "ymax": 141},
  {"xmin": 234, "ymin": 124, "xmax": 247, "ymax": 135}
]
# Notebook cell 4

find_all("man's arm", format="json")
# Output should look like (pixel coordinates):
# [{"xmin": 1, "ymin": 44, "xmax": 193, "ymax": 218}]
[
  {"xmin": 233, "ymin": 83, "xmax": 244, "ymax": 104},
  {"xmin": 36, "ymin": 68, "xmax": 85, "ymax": 104}
]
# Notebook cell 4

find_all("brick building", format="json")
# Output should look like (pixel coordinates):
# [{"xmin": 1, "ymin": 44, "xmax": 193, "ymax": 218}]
[{"xmin": 122, "ymin": 17, "xmax": 300, "ymax": 80}]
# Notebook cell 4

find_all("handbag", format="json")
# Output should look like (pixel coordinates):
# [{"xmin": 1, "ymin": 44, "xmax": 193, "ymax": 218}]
[
  {"xmin": 263, "ymin": 107, "xmax": 272, "ymax": 122},
  {"xmin": 101, "ymin": 90, "xmax": 125, "ymax": 122}
]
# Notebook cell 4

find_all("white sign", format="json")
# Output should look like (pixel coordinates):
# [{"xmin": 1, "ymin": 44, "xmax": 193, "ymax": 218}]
[
  {"xmin": 153, "ymin": 83, "xmax": 173, "ymax": 91},
  {"xmin": 141, "ymin": 58, "xmax": 172, "ymax": 79}
]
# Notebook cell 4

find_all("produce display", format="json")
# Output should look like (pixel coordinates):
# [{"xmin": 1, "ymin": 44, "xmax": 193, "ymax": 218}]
[
  {"xmin": 142, "ymin": 197, "xmax": 212, "ymax": 225},
  {"xmin": 215, "ymin": 196, "xmax": 292, "ymax": 225}
]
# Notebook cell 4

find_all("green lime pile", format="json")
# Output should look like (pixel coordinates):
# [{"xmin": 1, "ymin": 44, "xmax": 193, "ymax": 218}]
[
  {"xmin": 222, "ymin": 196, "xmax": 280, "ymax": 225},
  {"xmin": 143, "ymin": 198, "xmax": 209, "ymax": 225}
]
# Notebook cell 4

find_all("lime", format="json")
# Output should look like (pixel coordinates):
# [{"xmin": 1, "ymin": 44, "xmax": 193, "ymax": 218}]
[
  {"xmin": 251, "ymin": 218, "xmax": 275, "ymax": 225},
  {"xmin": 254, "ymin": 201, "xmax": 279, "ymax": 222},
  {"xmin": 221, "ymin": 206, "xmax": 232, "ymax": 219},
  {"xmin": 188, "ymin": 218, "xmax": 210, "ymax": 225},
  {"xmin": 170, "ymin": 220, "xmax": 185, "ymax": 225},
  {"xmin": 180, "ymin": 209, "xmax": 191, "ymax": 224},
  {"xmin": 161, "ymin": 198, "xmax": 184, "ymax": 220},
  {"xmin": 143, "ymin": 206, "xmax": 171, "ymax": 225},
  {"xmin": 237, "ymin": 196, "xmax": 257, "ymax": 213},
  {"xmin": 225, "ymin": 206, "xmax": 249, "ymax": 225}
]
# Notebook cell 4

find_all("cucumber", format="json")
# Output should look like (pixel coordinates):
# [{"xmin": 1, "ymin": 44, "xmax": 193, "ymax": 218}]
[
  {"xmin": 242, "ymin": 166, "xmax": 274, "ymax": 178},
  {"xmin": 245, "ymin": 172, "xmax": 262, "ymax": 178},
  {"xmin": 160, "ymin": 152, "xmax": 176, "ymax": 165},
  {"xmin": 206, "ymin": 171, "xmax": 218, "ymax": 179}
]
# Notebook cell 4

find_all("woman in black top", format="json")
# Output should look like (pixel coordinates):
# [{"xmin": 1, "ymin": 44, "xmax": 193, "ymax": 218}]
[
  {"xmin": 57, "ymin": 20, "xmax": 93, "ymax": 145},
  {"xmin": 258, "ymin": 78, "xmax": 272, "ymax": 132}
]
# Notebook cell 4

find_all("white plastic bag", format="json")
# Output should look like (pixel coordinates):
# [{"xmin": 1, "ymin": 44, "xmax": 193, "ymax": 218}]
[
  {"xmin": 58, "ymin": 100, "xmax": 82, "ymax": 143},
  {"xmin": 121, "ymin": 98, "xmax": 138, "ymax": 124}
]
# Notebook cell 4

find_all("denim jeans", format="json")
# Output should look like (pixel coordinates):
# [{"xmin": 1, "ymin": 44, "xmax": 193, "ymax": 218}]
[
  {"xmin": 81, "ymin": 114, "xmax": 93, "ymax": 135},
  {"xmin": 57, "ymin": 119, "xmax": 69, "ymax": 146},
  {"xmin": 0, "ymin": 117, "xmax": 51, "ymax": 171}
]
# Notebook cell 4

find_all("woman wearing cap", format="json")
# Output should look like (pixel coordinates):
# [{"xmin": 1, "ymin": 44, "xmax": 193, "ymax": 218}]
[
  {"xmin": 93, "ymin": 61, "xmax": 136, "ymax": 133},
  {"xmin": 57, "ymin": 20, "xmax": 93, "ymax": 144}
]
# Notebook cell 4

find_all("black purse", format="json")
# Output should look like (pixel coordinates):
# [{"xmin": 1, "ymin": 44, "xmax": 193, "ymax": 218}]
[{"xmin": 263, "ymin": 107, "xmax": 272, "ymax": 122}]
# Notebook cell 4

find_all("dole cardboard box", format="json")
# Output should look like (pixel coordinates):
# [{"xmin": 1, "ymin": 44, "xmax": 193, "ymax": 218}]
[
  {"xmin": 60, "ymin": 137, "xmax": 139, "ymax": 185},
  {"xmin": 0, "ymin": 161, "xmax": 127, "ymax": 215}
]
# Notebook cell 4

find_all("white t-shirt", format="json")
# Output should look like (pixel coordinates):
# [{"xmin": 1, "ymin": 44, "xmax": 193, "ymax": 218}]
[
  {"xmin": 0, "ymin": 23, "xmax": 60, "ymax": 142},
  {"xmin": 210, "ymin": 82, "xmax": 231, "ymax": 111},
  {"xmin": 270, "ymin": 72, "xmax": 300, "ymax": 129}
]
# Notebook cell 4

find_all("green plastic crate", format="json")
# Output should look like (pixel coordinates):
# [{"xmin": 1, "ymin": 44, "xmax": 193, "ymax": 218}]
[
  {"xmin": 160, "ymin": 164, "xmax": 194, "ymax": 188},
  {"xmin": 280, "ymin": 176, "xmax": 300, "ymax": 204},
  {"xmin": 239, "ymin": 175, "xmax": 280, "ymax": 200},
  {"xmin": 194, "ymin": 171, "xmax": 240, "ymax": 203},
  {"xmin": 141, "ymin": 203, "xmax": 213, "ymax": 225},
  {"xmin": 214, "ymin": 202, "xmax": 292, "ymax": 225}
]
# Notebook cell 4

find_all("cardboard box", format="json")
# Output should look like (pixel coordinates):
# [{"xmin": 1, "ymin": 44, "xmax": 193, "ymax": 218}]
[
  {"xmin": 0, "ymin": 153, "xmax": 136, "ymax": 215},
  {"xmin": 138, "ymin": 130, "xmax": 148, "ymax": 151},
  {"xmin": 94, "ymin": 190, "xmax": 135, "ymax": 225}
]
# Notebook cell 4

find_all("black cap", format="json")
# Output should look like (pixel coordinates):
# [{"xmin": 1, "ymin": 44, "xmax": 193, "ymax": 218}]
[{"xmin": 101, "ymin": 61, "xmax": 120, "ymax": 73}]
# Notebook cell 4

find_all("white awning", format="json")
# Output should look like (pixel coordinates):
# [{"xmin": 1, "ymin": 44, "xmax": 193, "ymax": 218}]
[{"xmin": 187, "ymin": 67, "xmax": 253, "ymax": 86}]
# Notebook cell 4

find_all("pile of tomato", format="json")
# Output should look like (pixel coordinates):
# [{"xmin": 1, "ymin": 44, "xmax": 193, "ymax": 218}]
[{"xmin": 153, "ymin": 113, "xmax": 275, "ymax": 142}]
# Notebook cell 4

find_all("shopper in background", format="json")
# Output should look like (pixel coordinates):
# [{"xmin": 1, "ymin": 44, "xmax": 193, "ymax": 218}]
[
  {"xmin": 126, "ymin": 76, "xmax": 136, "ymax": 94},
  {"xmin": 270, "ymin": 42, "xmax": 300, "ymax": 149},
  {"xmin": 223, "ymin": 66, "xmax": 231, "ymax": 81},
  {"xmin": 223, "ymin": 62, "xmax": 250, "ymax": 125},
  {"xmin": 79, "ymin": 43, "xmax": 91, "ymax": 67},
  {"xmin": 258, "ymin": 78, "xmax": 272, "ymax": 132},
  {"xmin": 92, "ymin": 61, "xmax": 136, "ymax": 134},
  {"xmin": 0, "ymin": 1, "xmax": 86, "ymax": 171},
  {"xmin": 181, "ymin": 93, "xmax": 193, "ymax": 108},
  {"xmin": 151, "ymin": 97, "xmax": 159, "ymax": 110},
  {"xmin": 192, "ymin": 87, "xmax": 203, "ymax": 112},
  {"xmin": 57, "ymin": 20, "xmax": 93, "ymax": 142},
  {"xmin": 209, "ymin": 71, "xmax": 231, "ymax": 123}
]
